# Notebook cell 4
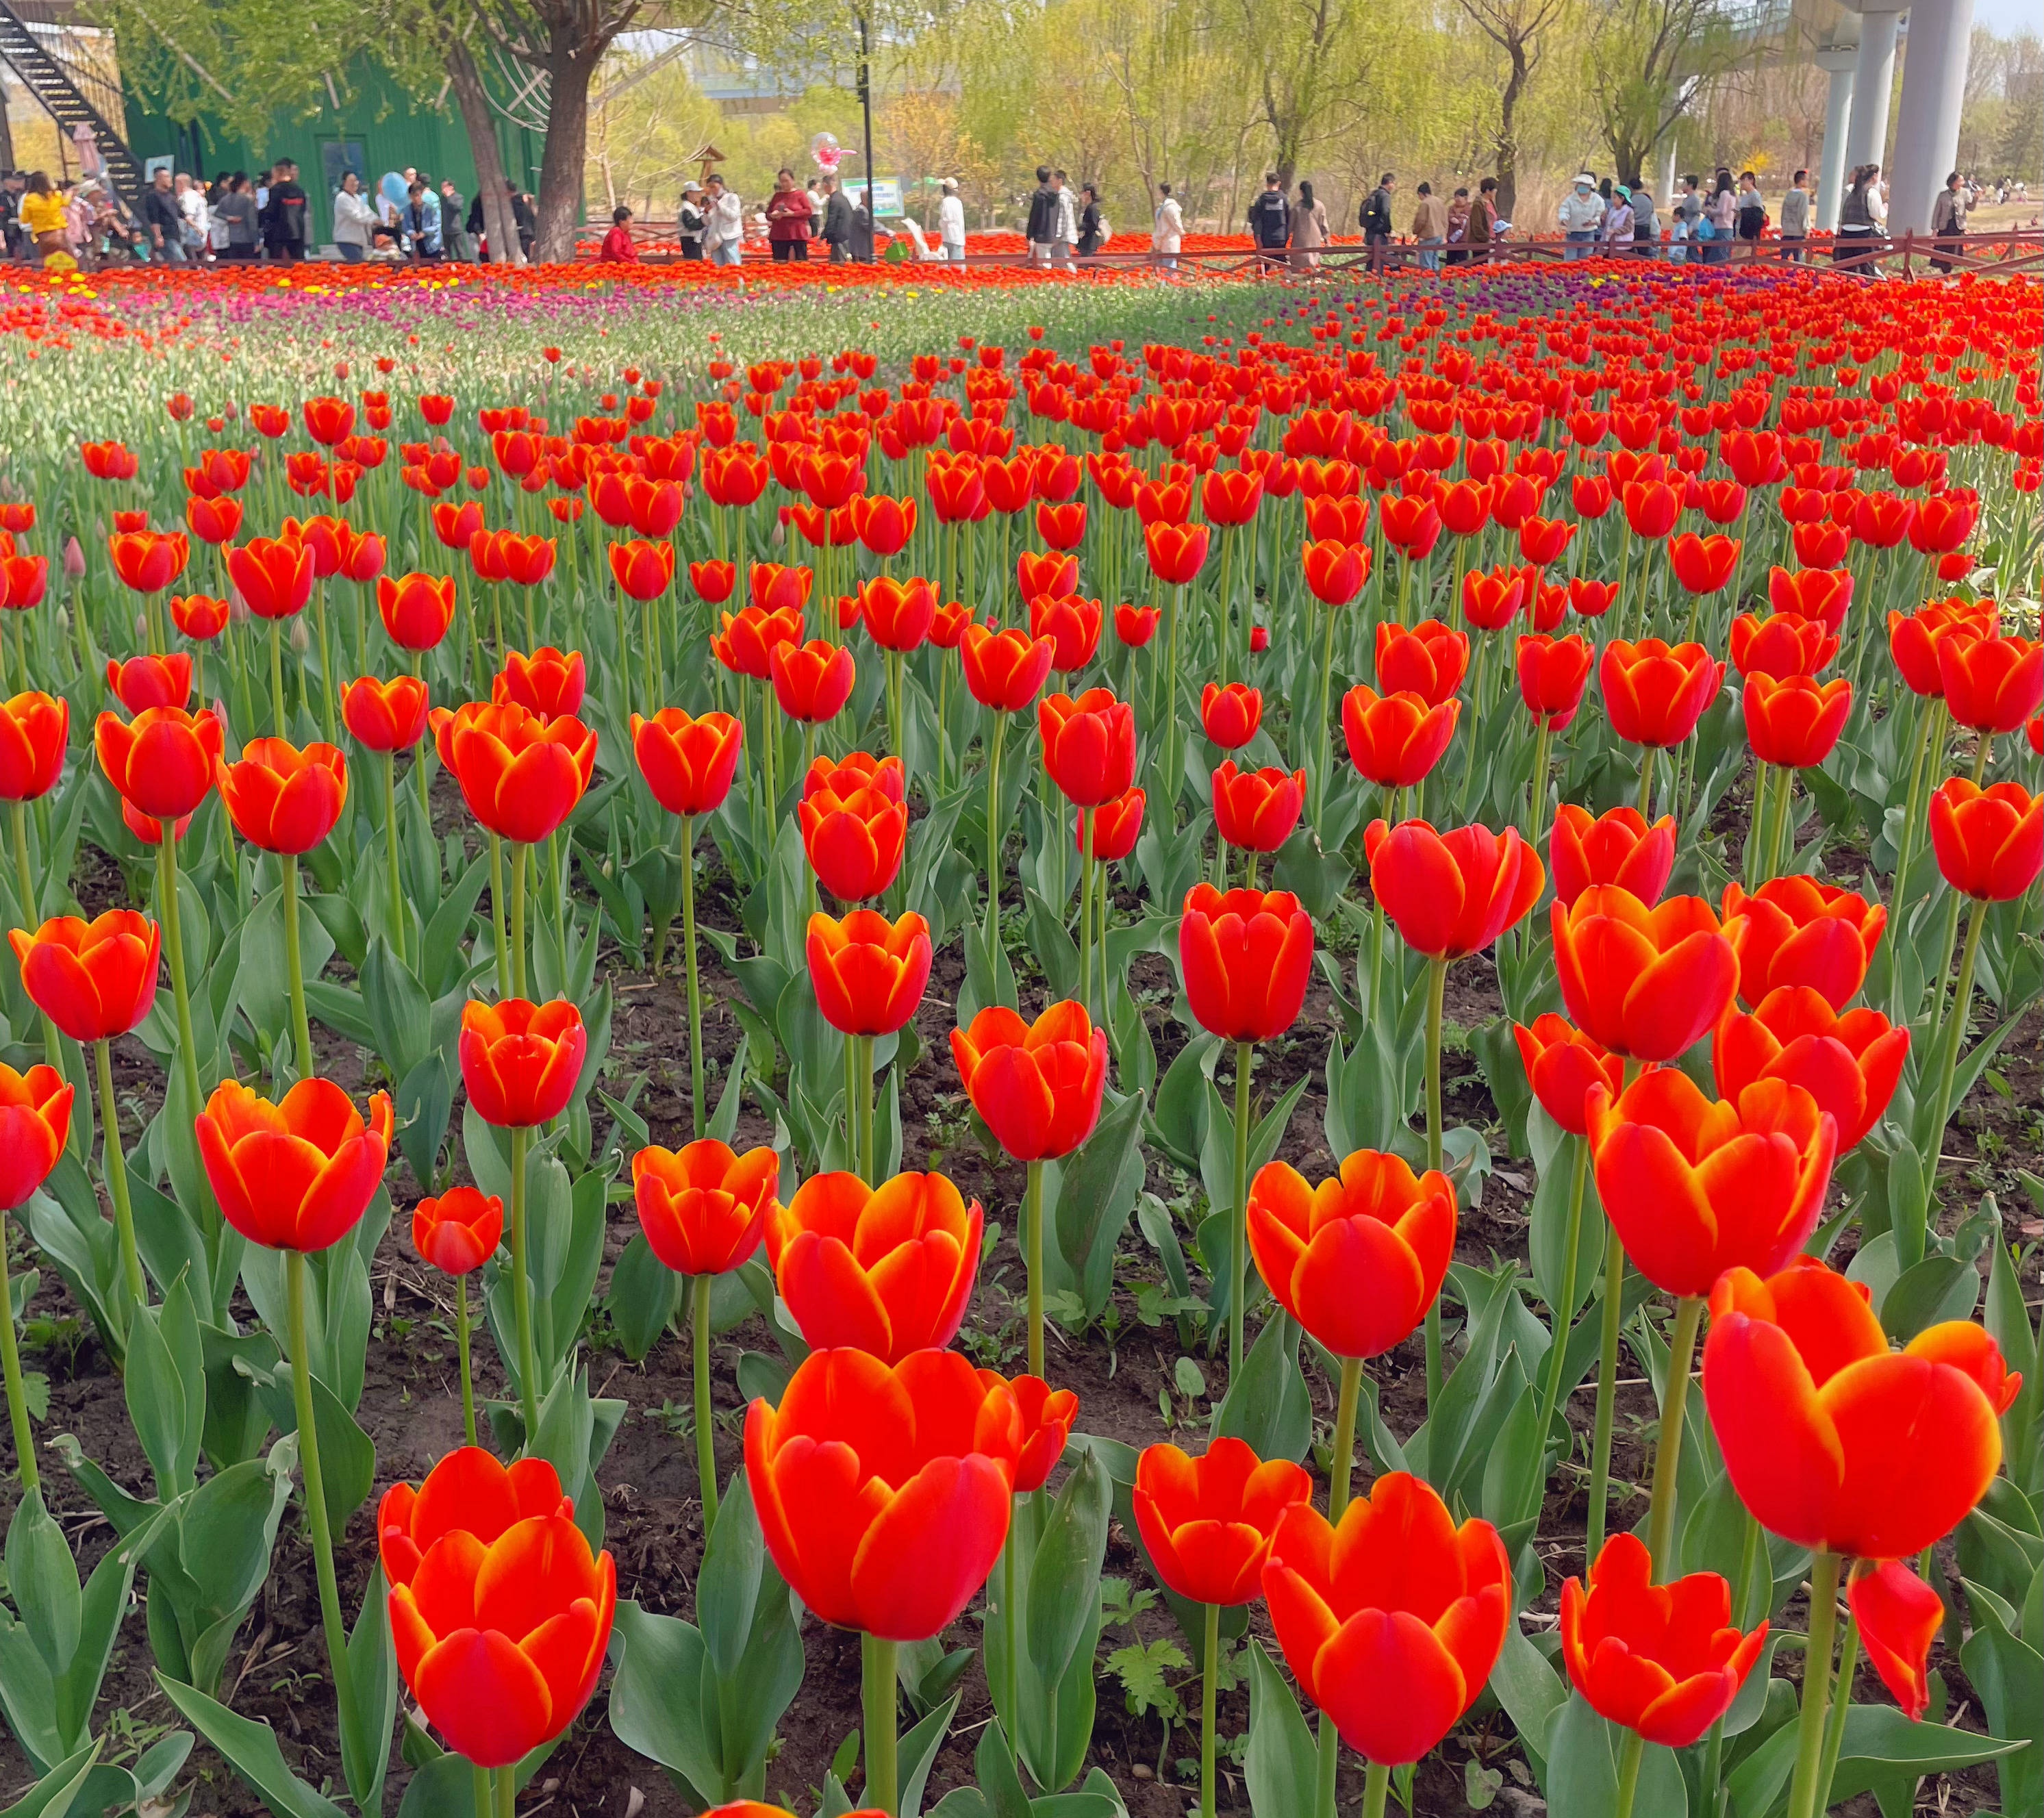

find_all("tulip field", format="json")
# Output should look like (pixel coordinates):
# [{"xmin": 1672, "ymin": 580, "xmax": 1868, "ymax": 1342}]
[{"xmin": 0, "ymin": 254, "xmax": 2039, "ymax": 1818}]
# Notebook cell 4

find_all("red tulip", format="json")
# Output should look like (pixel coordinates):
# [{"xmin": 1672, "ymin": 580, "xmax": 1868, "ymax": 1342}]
[
  {"xmin": 807, "ymin": 910, "xmax": 931, "ymax": 1037},
  {"xmin": 1848, "ymin": 1560, "xmax": 1943, "ymax": 1721},
  {"xmin": 1374, "ymin": 620, "xmax": 1467, "ymax": 706},
  {"xmin": 1212, "ymin": 761, "xmax": 1306, "ymax": 854},
  {"xmin": 1561, "ymin": 1535, "xmax": 1767, "ymax": 1747},
  {"xmin": 1302, "ymin": 539, "xmax": 1370, "ymax": 607},
  {"xmin": 1039, "ymin": 690, "xmax": 1135, "ymax": 807},
  {"xmin": 800, "ymin": 777, "xmax": 907, "ymax": 902},
  {"xmin": 770, "ymin": 639, "xmax": 857, "ymax": 724},
  {"xmin": 1084, "ymin": 787, "xmax": 1146, "ymax": 861},
  {"xmin": 217, "ymin": 737, "xmax": 348, "ymax": 855},
  {"xmin": 1702, "ymin": 1257, "xmax": 2017, "ymax": 1558},
  {"xmin": 197, "ymin": 1077, "xmax": 392, "ymax": 1252},
  {"xmin": 950, "ymin": 1002, "xmax": 1108, "ymax": 1162},
  {"xmin": 0, "ymin": 693, "xmax": 66, "ymax": 803},
  {"xmin": 1135, "ymin": 1438, "xmax": 1311, "ymax": 1606},
  {"xmin": 1248, "ymin": 1150, "xmax": 1454, "ymax": 1359},
  {"xmin": 1341, "ymin": 687, "xmax": 1458, "ymax": 789},
  {"xmin": 1513, "ymin": 1014, "xmax": 1626, "ymax": 1137},
  {"xmin": 1585, "ymin": 1070, "xmax": 1836, "ymax": 1298},
  {"xmin": 1144, "ymin": 522, "xmax": 1210, "ymax": 585},
  {"xmin": 227, "ymin": 536, "xmax": 312, "ymax": 619},
  {"xmin": 1939, "ymin": 633, "xmax": 2043, "ymax": 735},
  {"xmin": 1200, "ymin": 683, "xmax": 1262, "ymax": 750},
  {"xmin": 1552, "ymin": 887, "xmax": 1738, "ymax": 1062},
  {"xmin": 493, "ymin": 647, "xmax": 587, "ymax": 723},
  {"xmin": 1743, "ymin": 672, "xmax": 1853, "ymax": 770},
  {"xmin": 94, "ymin": 705, "xmax": 223, "ymax": 822},
  {"xmin": 1713, "ymin": 987, "xmax": 1907, "ymax": 1154},
  {"xmin": 1928, "ymin": 779, "xmax": 2043, "ymax": 901},
  {"xmin": 632, "ymin": 709, "xmax": 742, "ymax": 817},
  {"xmin": 0, "ymin": 1064, "xmax": 71, "ymax": 1210},
  {"xmin": 1262, "ymin": 1472, "xmax": 1509, "ymax": 1765},
  {"xmin": 1364, "ymin": 819, "xmax": 1543, "ymax": 960},
  {"xmin": 412, "ymin": 1186, "xmax": 505, "ymax": 1276},
  {"xmin": 457, "ymin": 998, "xmax": 587, "ymax": 1128},
  {"xmin": 746, "ymin": 1348, "xmax": 1019, "ymax": 1641},
  {"xmin": 1669, "ymin": 532, "xmax": 1740, "ymax": 595},
  {"xmin": 103, "ymin": 653, "xmax": 190, "ymax": 714},
  {"xmin": 632, "ymin": 1140, "xmax": 779, "ymax": 1277},
  {"xmin": 1516, "ymin": 634, "xmax": 1593, "ymax": 730},
  {"xmin": 1178, "ymin": 885, "xmax": 1313, "ymax": 1044},
  {"xmin": 960, "ymin": 624, "xmax": 1054, "ymax": 712},
  {"xmin": 1730, "ymin": 611, "xmax": 1838, "ymax": 681},
  {"xmin": 1600, "ymin": 639, "xmax": 1722, "ymax": 748}
]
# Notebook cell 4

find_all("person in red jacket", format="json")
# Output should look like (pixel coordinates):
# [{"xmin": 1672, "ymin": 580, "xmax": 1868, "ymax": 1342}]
[{"xmin": 601, "ymin": 205, "xmax": 638, "ymax": 262}]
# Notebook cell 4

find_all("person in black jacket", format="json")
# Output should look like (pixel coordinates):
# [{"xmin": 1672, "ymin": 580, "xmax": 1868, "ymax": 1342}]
[
  {"xmin": 262, "ymin": 159, "xmax": 307, "ymax": 262},
  {"xmin": 1361, "ymin": 171, "xmax": 1396, "ymax": 273},
  {"xmin": 1247, "ymin": 172, "xmax": 1289, "ymax": 272},
  {"xmin": 1076, "ymin": 184, "xmax": 1103, "ymax": 255},
  {"xmin": 817, "ymin": 177, "xmax": 853, "ymax": 261},
  {"xmin": 1024, "ymin": 165, "xmax": 1057, "ymax": 264}
]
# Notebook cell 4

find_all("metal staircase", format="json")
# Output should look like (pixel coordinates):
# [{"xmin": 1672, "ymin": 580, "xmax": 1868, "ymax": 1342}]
[{"xmin": 0, "ymin": 0, "xmax": 144, "ymax": 209}]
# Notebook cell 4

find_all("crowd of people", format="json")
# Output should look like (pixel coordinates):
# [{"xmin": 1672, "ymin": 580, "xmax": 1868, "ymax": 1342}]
[
  {"xmin": 0, "ymin": 159, "xmax": 539, "ymax": 271},
  {"xmin": 601, "ymin": 166, "xmax": 891, "ymax": 266}
]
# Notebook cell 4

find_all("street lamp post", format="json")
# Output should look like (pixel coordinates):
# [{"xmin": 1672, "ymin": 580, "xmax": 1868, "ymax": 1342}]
[{"xmin": 857, "ymin": 5, "xmax": 876, "ymax": 262}]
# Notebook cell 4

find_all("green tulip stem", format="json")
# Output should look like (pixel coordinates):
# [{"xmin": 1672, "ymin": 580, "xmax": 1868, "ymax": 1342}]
[
  {"xmin": 1644, "ymin": 1295, "xmax": 1704, "ymax": 1581},
  {"xmin": 509, "ymin": 1124, "xmax": 539, "ymax": 1445},
  {"xmin": 312, "ymin": 590, "xmax": 338, "ymax": 743},
  {"xmin": 986, "ymin": 711, "xmax": 1005, "ymax": 952},
  {"xmin": 1025, "ymin": 1159, "xmax": 1046, "ymax": 1379},
  {"xmin": 1815, "ymin": 1607, "xmax": 1863, "ymax": 1812},
  {"xmin": 381, "ymin": 750, "xmax": 406, "ymax": 968},
  {"xmin": 857, "ymin": 1034, "xmax": 875, "ymax": 1183},
  {"xmin": 886, "ymin": 648, "xmax": 904, "ymax": 761},
  {"xmin": 1889, "ymin": 700, "xmax": 1943, "ymax": 981},
  {"xmin": 1528, "ymin": 717, "xmax": 1553, "ymax": 856},
  {"xmin": 286, "ymin": 1248, "xmax": 357, "ymax": 1758},
  {"xmin": 1784, "ymin": 1551, "xmax": 1842, "ymax": 1818},
  {"xmin": 692, "ymin": 1272, "xmax": 719, "ymax": 1531},
  {"xmin": 10, "ymin": 803, "xmax": 62, "ymax": 1077},
  {"xmin": 1329, "ymin": 1354, "xmax": 1364, "ymax": 1520},
  {"xmin": 94, "ymin": 1038, "xmax": 145, "ymax": 1313},
  {"xmin": 1360, "ymin": 1758, "xmax": 1391, "ymax": 1818},
  {"xmin": 488, "ymin": 835, "xmax": 512, "ymax": 1000},
  {"xmin": 0, "ymin": 1213, "xmax": 39, "ymax": 1495},
  {"xmin": 1535, "ymin": 1133, "xmax": 1591, "ymax": 1453},
  {"xmin": 1923, "ymin": 895, "xmax": 1988, "ymax": 1193},
  {"xmin": 1164, "ymin": 585, "xmax": 1185, "ymax": 829},
  {"xmin": 1765, "ymin": 763, "xmax": 1795, "ymax": 883},
  {"xmin": 1078, "ymin": 815, "xmax": 1095, "ymax": 1020},
  {"xmin": 1613, "ymin": 1729, "xmax": 1646, "ymax": 1818},
  {"xmin": 1313, "ymin": 601, "xmax": 1337, "ymax": 827},
  {"xmin": 1637, "ymin": 743, "xmax": 1656, "ymax": 820},
  {"xmin": 862, "ymin": 1631, "xmax": 899, "ymax": 1815},
  {"xmin": 472, "ymin": 1762, "xmax": 493, "ymax": 1818},
  {"xmin": 1229, "ymin": 1041, "xmax": 1254, "ymax": 1380},
  {"xmin": 493, "ymin": 1763, "xmax": 516, "ymax": 1818},
  {"xmin": 1199, "ymin": 1600, "xmax": 1220, "ymax": 1818},
  {"xmin": 1700, "ymin": 1513, "xmax": 1766, "ymax": 1818},
  {"xmin": 1422, "ymin": 955, "xmax": 1447, "ymax": 1409},
  {"xmin": 681, "ymin": 816, "xmax": 705, "ymax": 1139},
  {"xmin": 454, "ymin": 1270, "xmax": 477, "ymax": 1448},
  {"xmin": 281, "ymin": 853, "xmax": 314, "ymax": 1082},
  {"xmin": 509, "ymin": 841, "xmax": 529, "ymax": 1002},
  {"xmin": 269, "ymin": 616, "xmax": 288, "ymax": 736},
  {"xmin": 156, "ymin": 831, "xmax": 203, "ymax": 1131},
  {"xmin": 1587, "ymin": 1207, "xmax": 1627, "ymax": 1563}
]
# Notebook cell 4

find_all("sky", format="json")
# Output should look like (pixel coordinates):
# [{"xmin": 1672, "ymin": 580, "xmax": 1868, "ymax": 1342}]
[{"xmin": 1971, "ymin": 0, "xmax": 2040, "ymax": 34}]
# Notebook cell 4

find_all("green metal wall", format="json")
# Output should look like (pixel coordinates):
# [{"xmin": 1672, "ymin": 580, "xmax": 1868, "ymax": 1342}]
[{"xmin": 122, "ymin": 60, "xmax": 542, "ymax": 246}]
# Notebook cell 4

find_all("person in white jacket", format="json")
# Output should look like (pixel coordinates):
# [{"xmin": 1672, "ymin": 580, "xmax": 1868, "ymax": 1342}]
[
  {"xmin": 1051, "ymin": 170, "xmax": 1078, "ymax": 267},
  {"xmin": 937, "ymin": 177, "xmax": 966, "ymax": 262},
  {"xmin": 1152, "ymin": 181, "xmax": 1183, "ymax": 268},
  {"xmin": 1557, "ymin": 173, "xmax": 1604, "ymax": 257},
  {"xmin": 705, "ymin": 173, "xmax": 744, "ymax": 266},
  {"xmin": 331, "ymin": 171, "xmax": 379, "ymax": 264}
]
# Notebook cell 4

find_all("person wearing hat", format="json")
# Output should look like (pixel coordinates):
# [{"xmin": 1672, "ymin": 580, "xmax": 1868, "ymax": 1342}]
[
  {"xmin": 937, "ymin": 177, "xmax": 966, "ymax": 263},
  {"xmin": 677, "ymin": 181, "xmax": 705, "ymax": 260},
  {"xmin": 1558, "ymin": 172, "xmax": 1604, "ymax": 257}
]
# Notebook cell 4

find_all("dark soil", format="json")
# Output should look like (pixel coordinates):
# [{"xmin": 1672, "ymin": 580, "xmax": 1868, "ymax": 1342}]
[{"xmin": 4, "ymin": 805, "xmax": 2038, "ymax": 1818}]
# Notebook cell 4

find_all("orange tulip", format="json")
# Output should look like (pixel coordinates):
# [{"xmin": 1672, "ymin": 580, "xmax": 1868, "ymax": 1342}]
[
  {"xmin": 1512, "ymin": 1013, "xmax": 1625, "ymax": 1137},
  {"xmin": 1743, "ymin": 672, "xmax": 1853, "ymax": 770},
  {"xmin": 631, "ymin": 709, "xmax": 742, "ymax": 817},
  {"xmin": 1212, "ymin": 761, "xmax": 1306, "ymax": 854},
  {"xmin": 799, "ymin": 778, "xmax": 907, "ymax": 902},
  {"xmin": 458, "ymin": 998, "xmax": 586, "ymax": 1129},
  {"xmin": 1938, "ymin": 633, "xmax": 2042, "ymax": 735},
  {"xmin": 960, "ymin": 622, "xmax": 1055, "ymax": 712},
  {"xmin": 1134, "ymin": 1437, "xmax": 1311, "ymax": 1606},
  {"xmin": 950, "ymin": 1001, "xmax": 1109, "ymax": 1161},
  {"xmin": 1586, "ymin": 1070, "xmax": 1836, "ymax": 1299},
  {"xmin": 1560, "ymin": 1535, "xmax": 1767, "ymax": 1747},
  {"xmin": 1713, "ymin": 987, "xmax": 1907, "ymax": 1154},
  {"xmin": 1549, "ymin": 804, "xmax": 1676, "ymax": 910},
  {"xmin": 216, "ymin": 737, "xmax": 348, "ymax": 855},
  {"xmin": 1719, "ymin": 877, "xmax": 1884, "ymax": 1010},
  {"xmin": 108, "ymin": 530, "xmax": 190, "ymax": 595},
  {"xmin": 1516, "ymin": 633, "xmax": 1593, "ymax": 730},
  {"xmin": 1374, "ymin": 620, "xmax": 1467, "ymax": 706},
  {"xmin": 764, "ymin": 1170, "xmax": 982, "ymax": 1361},
  {"xmin": 342, "ymin": 675, "xmax": 431, "ymax": 752},
  {"xmin": 632, "ymin": 1139, "xmax": 779, "ymax": 1277},
  {"xmin": 382, "ymin": 1447, "xmax": 615, "ymax": 1768},
  {"xmin": 608, "ymin": 539, "xmax": 676, "ymax": 602},
  {"xmin": 770, "ymin": 638, "xmax": 857, "ymax": 724},
  {"xmin": 1552, "ymin": 886, "xmax": 1738, "ymax": 1062},
  {"xmin": 377, "ymin": 573, "xmax": 456, "ymax": 651},
  {"xmin": 1600, "ymin": 639, "xmax": 1721, "ymax": 748},
  {"xmin": 1262, "ymin": 1472, "xmax": 1509, "ymax": 1765},
  {"xmin": 105, "ymin": 653, "xmax": 192, "ymax": 714},
  {"xmin": 1248, "ymin": 1150, "xmax": 1454, "ymax": 1359},
  {"xmin": 858, "ymin": 575, "xmax": 937, "ymax": 651},
  {"xmin": 1341, "ymin": 686, "xmax": 1457, "ymax": 789},
  {"xmin": 0, "ymin": 1063, "xmax": 73, "ymax": 1210},
  {"xmin": 94, "ymin": 705, "xmax": 223, "ymax": 822},
  {"xmin": 1702, "ymin": 1258, "xmax": 2017, "ymax": 1558},
  {"xmin": 196, "ymin": 1077, "xmax": 393, "ymax": 1252},
  {"xmin": 412, "ymin": 1186, "xmax": 505, "ymax": 1276},
  {"xmin": 492, "ymin": 647, "xmax": 586, "ymax": 723},
  {"xmin": 0, "ymin": 692, "xmax": 69, "ymax": 802},
  {"xmin": 1178, "ymin": 885, "xmax": 1313, "ymax": 1044},
  {"xmin": 746, "ymin": 1348, "xmax": 1017, "ymax": 1641},
  {"xmin": 226, "ymin": 535, "xmax": 313, "ymax": 619},
  {"xmin": 1364, "ymin": 818, "xmax": 1543, "ymax": 960},
  {"xmin": 1730, "ymin": 610, "xmax": 1838, "ymax": 681},
  {"xmin": 1928, "ymin": 779, "xmax": 2043, "ymax": 900},
  {"xmin": 1847, "ymin": 1559, "xmax": 1943, "ymax": 1721},
  {"xmin": 808, "ymin": 910, "xmax": 931, "ymax": 1037},
  {"xmin": 440, "ymin": 703, "xmax": 596, "ymax": 844}
]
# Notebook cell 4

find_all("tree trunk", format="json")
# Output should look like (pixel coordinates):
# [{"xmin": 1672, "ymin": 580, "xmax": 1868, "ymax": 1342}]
[
  {"xmin": 533, "ymin": 40, "xmax": 595, "ymax": 264},
  {"xmin": 1496, "ymin": 42, "xmax": 1527, "ymax": 216},
  {"xmin": 446, "ymin": 40, "xmax": 520, "ymax": 265}
]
